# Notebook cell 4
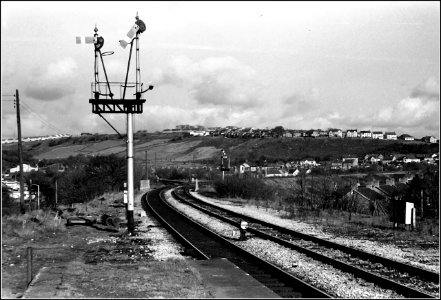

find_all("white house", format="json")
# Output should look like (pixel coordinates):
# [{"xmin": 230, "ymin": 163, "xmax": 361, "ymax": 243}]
[
  {"xmin": 359, "ymin": 130, "xmax": 372, "ymax": 139},
  {"xmin": 300, "ymin": 158, "xmax": 318, "ymax": 167},
  {"xmin": 385, "ymin": 132, "xmax": 397, "ymax": 140},
  {"xmin": 372, "ymin": 131, "xmax": 384, "ymax": 139},
  {"xmin": 10, "ymin": 164, "xmax": 39, "ymax": 174},
  {"xmin": 346, "ymin": 129, "xmax": 358, "ymax": 138},
  {"xmin": 328, "ymin": 129, "xmax": 343, "ymax": 138},
  {"xmin": 422, "ymin": 136, "xmax": 438, "ymax": 143},
  {"xmin": 239, "ymin": 163, "xmax": 250, "ymax": 174},
  {"xmin": 403, "ymin": 155, "xmax": 420, "ymax": 164},
  {"xmin": 398, "ymin": 134, "xmax": 414, "ymax": 141}
]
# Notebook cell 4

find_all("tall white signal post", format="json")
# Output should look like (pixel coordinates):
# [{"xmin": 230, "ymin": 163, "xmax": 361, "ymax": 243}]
[{"xmin": 79, "ymin": 13, "xmax": 153, "ymax": 235}]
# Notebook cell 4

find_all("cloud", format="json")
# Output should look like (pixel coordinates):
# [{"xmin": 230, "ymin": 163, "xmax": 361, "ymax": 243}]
[
  {"xmin": 327, "ymin": 77, "xmax": 440, "ymax": 137},
  {"xmin": 280, "ymin": 88, "xmax": 321, "ymax": 120},
  {"xmin": 410, "ymin": 77, "xmax": 439, "ymax": 100},
  {"xmin": 152, "ymin": 55, "xmax": 264, "ymax": 107},
  {"xmin": 24, "ymin": 58, "xmax": 78, "ymax": 101}
]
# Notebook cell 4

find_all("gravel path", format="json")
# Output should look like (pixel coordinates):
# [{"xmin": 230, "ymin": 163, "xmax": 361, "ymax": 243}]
[{"xmin": 163, "ymin": 189, "xmax": 406, "ymax": 298}]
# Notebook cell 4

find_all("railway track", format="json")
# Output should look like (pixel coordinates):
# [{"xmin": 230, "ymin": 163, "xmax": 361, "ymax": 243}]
[
  {"xmin": 169, "ymin": 186, "xmax": 438, "ymax": 298},
  {"xmin": 142, "ymin": 187, "xmax": 331, "ymax": 298}
]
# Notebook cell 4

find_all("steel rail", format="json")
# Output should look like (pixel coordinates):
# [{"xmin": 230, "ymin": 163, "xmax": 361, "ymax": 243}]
[
  {"xmin": 141, "ymin": 188, "xmax": 209, "ymax": 260},
  {"xmin": 171, "ymin": 187, "xmax": 436, "ymax": 298},
  {"xmin": 145, "ymin": 186, "xmax": 331, "ymax": 298},
  {"xmin": 181, "ymin": 186, "xmax": 439, "ymax": 283}
]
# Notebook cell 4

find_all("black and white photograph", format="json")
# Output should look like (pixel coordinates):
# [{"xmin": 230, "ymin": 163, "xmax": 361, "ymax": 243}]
[{"xmin": 1, "ymin": 1, "xmax": 439, "ymax": 298}]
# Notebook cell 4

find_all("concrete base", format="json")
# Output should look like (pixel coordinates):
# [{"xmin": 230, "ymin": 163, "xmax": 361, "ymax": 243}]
[{"xmin": 189, "ymin": 258, "xmax": 280, "ymax": 298}]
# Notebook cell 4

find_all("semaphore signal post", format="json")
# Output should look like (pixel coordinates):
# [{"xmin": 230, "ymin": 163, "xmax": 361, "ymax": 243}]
[{"xmin": 79, "ymin": 13, "xmax": 153, "ymax": 235}]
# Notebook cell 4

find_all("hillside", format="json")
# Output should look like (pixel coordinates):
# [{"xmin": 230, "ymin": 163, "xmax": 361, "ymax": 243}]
[{"xmin": 1, "ymin": 133, "xmax": 439, "ymax": 171}]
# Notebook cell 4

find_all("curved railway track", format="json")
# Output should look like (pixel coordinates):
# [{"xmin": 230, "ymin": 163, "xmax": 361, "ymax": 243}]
[
  {"xmin": 169, "ymin": 185, "xmax": 438, "ymax": 298},
  {"xmin": 142, "ymin": 186, "xmax": 331, "ymax": 298}
]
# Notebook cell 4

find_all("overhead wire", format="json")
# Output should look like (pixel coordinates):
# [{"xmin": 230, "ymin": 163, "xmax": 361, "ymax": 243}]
[{"xmin": 19, "ymin": 102, "xmax": 66, "ymax": 135}]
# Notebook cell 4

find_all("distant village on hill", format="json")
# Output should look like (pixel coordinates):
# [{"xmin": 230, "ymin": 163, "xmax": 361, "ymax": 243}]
[
  {"xmin": 162, "ymin": 125, "xmax": 439, "ymax": 143},
  {"xmin": 1, "ymin": 134, "xmax": 71, "ymax": 145},
  {"xmin": 2, "ymin": 125, "xmax": 439, "ymax": 144}
]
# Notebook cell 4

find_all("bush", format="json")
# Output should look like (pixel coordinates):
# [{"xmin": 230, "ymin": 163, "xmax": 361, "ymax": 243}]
[{"xmin": 213, "ymin": 176, "xmax": 277, "ymax": 200}]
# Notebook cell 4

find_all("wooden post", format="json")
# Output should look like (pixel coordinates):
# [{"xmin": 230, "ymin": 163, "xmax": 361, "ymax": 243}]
[
  {"xmin": 15, "ymin": 90, "xmax": 25, "ymax": 214},
  {"xmin": 55, "ymin": 179, "xmax": 58, "ymax": 207},
  {"xmin": 27, "ymin": 247, "xmax": 33, "ymax": 286},
  {"xmin": 145, "ymin": 150, "xmax": 148, "ymax": 180}
]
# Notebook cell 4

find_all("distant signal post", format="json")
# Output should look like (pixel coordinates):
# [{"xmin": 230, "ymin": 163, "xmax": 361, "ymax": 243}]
[{"xmin": 220, "ymin": 149, "xmax": 230, "ymax": 180}]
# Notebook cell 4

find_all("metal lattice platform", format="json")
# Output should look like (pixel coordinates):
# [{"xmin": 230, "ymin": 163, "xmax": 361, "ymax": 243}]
[
  {"xmin": 89, "ymin": 82, "xmax": 146, "ymax": 114},
  {"xmin": 89, "ymin": 99, "xmax": 146, "ymax": 113}
]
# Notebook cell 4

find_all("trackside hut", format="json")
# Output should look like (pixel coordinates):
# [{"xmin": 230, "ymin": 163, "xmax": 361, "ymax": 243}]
[{"xmin": 352, "ymin": 187, "xmax": 389, "ymax": 216}]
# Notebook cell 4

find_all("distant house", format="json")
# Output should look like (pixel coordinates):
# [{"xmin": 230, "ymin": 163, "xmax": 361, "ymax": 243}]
[
  {"xmin": 392, "ymin": 154, "xmax": 406, "ymax": 163},
  {"xmin": 389, "ymin": 173, "xmax": 414, "ymax": 184},
  {"xmin": 359, "ymin": 130, "xmax": 372, "ymax": 139},
  {"xmin": 292, "ymin": 130, "xmax": 303, "ymax": 138},
  {"xmin": 416, "ymin": 154, "xmax": 436, "ymax": 164},
  {"xmin": 372, "ymin": 131, "xmax": 384, "ymax": 139},
  {"xmin": 239, "ymin": 163, "xmax": 251, "ymax": 174},
  {"xmin": 342, "ymin": 155, "xmax": 359, "ymax": 164},
  {"xmin": 10, "ymin": 164, "xmax": 39, "ymax": 174},
  {"xmin": 300, "ymin": 158, "xmax": 318, "ymax": 167},
  {"xmin": 346, "ymin": 129, "xmax": 358, "ymax": 138},
  {"xmin": 342, "ymin": 159, "xmax": 357, "ymax": 170},
  {"xmin": 331, "ymin": 160, "xmax": 343, "ymax": 169},
  {"xmin": 421, "ymin": 136, "xmax": 438, "ymax": 143},
  {"xmin": 290, "ymin": 169, "xmax": 300, "ymax": 176},
  {"xmin": 264, "ymin": 167, "xmax": 284, "ymax": 177},
  {"xmin": 342, "ymin": 155, "xmax": 359, "ymax": 169},
  {"xmin": 304, "ymin": 130, "xmax": 320, "ymax": 138},
  {"xmin": 42, "ymin": 163, "xmax": 66, "ymax": 173},
  {"xmin": 403, "ymin": 154, "xmax": 420, "ymax": 164},
  {"xmin": 381, "ymin": 155, "xmax": 394, "ymax": 165},
  {"xmin": 328, "ymin": 129, "xmax": 343, "ymax": 138},
  {"xmin": 385, "ymin": 132, "xmax": 397, "ymax": 140},
  {"xmin": 364, "ymin": 154, "xmax": 384, "ymax": 164},
  {"xmin": 318, "ymin": 130, "xmax": 329, "ymax": 137},
  {"xmin": 283, "ymin": 131, "xmax": 294, "ymax": 138},
  {"xmin": 398, "ymin": 134, "xmax": 414, "ymax": 141}
]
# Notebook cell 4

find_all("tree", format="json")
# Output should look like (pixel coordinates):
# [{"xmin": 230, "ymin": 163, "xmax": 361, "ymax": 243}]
[
  {"xmin": 403, "ymin": 174, "xmax": 423, "ymax": 216},
  {"xmin": 85, "ymin": 154, "xmax": 126, "ymax": 192},
  {"xmin": 272, "ymin": 126, "xmax": 285, "ymax": 137},
  {"xmin": 57, "ymin": 168, "xmax": 88, "ymax": 206}
]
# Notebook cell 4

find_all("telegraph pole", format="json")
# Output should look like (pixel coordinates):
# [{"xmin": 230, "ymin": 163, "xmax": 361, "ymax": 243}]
[
  {"xmin": 55, "ymin": 179, "xmax": 58, "ymax": 208},
  {"xmin": 15, "ymin": 89, "xmax": 25, "ymax": 214},
  {"xmin": 145, "ymin": 150, "xmax": 148, "ymax": 179}
]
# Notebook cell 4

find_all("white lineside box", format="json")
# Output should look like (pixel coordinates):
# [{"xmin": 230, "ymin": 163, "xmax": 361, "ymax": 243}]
[
  {"xmin": 405, "ymin": 202, "xmax": 416, "ymax": 227},
  {"xmin": 140, "ymin": 180, "xmax": 150, "ymax": 190},
  {"xmin": 390, "ymin": 201, "xmax": 416, "ymax": 229}
]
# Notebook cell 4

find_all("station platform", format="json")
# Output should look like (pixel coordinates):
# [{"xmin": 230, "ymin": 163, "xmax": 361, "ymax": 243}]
[
  {"xmin": 189, "ymin": 258, "xmax": 280, "ymax": 298},
  {"xmin": 22, "ymin": 257, "xmax": 280, "ymax": 298}
]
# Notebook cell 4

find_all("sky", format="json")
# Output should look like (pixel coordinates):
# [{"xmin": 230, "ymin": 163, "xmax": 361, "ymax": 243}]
[{"xmin": 1, "ymin": 1, "xmax": 440, "ymax": 139}]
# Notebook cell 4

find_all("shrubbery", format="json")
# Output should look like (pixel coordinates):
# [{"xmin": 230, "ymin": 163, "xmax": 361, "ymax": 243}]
[{"xmin": 213, "ymin": 176, "xmax": 277, "ymax": 200}]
